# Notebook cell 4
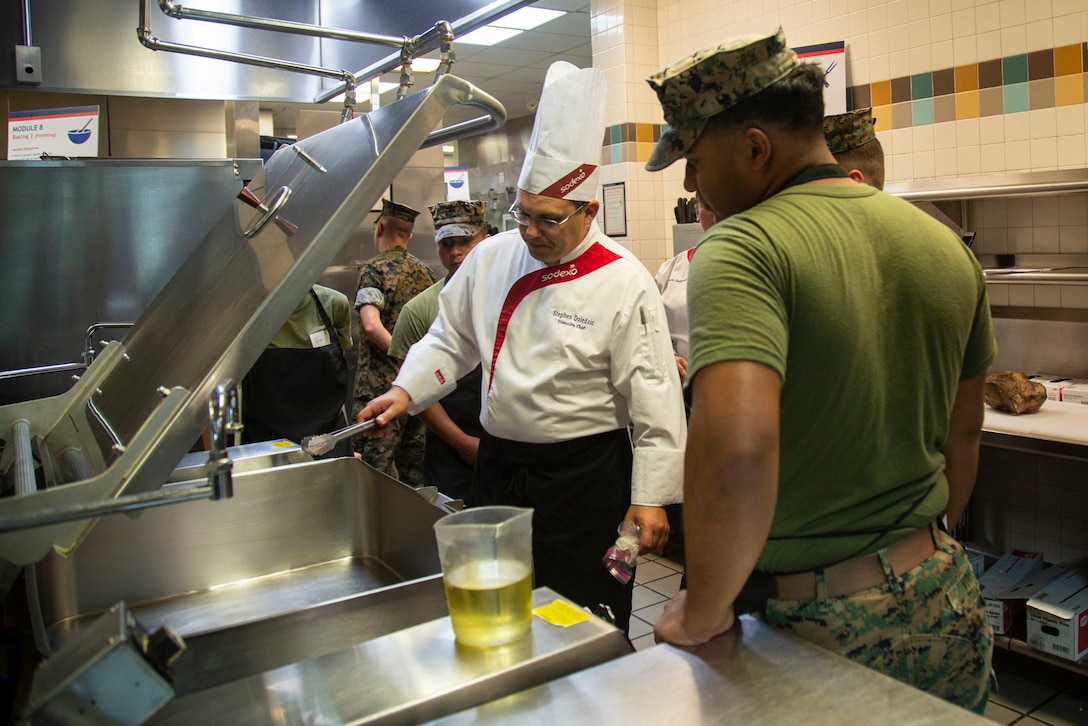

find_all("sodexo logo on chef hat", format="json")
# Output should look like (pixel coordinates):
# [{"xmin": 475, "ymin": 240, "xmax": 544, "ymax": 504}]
[{"xmin": 517, "ymin": 61, "xmax": 606, "ymax": 202}]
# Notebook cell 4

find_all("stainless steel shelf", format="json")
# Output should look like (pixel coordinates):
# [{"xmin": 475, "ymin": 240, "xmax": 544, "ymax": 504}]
[{"xmin": 886, "ymin": 169, "xmax": 1088, "ymax": 202}]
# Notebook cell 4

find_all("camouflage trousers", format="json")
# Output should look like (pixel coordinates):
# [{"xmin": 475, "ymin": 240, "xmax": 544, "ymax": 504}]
[
  {"xmin": 764, "ymin": 523, "xmax": 993, "ymax": 715},
  {"xmin": 352, "ymin": 412, "xmax": 426, "ymax": 487}
]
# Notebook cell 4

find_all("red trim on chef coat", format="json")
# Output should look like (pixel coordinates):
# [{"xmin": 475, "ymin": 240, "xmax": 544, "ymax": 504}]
[{"xmin": 489, "ymin": 241, "xmax": 621, "ymax": 391}]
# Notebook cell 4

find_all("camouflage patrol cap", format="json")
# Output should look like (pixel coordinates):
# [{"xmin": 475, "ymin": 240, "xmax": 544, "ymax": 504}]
[
  {"xmin": 429, "ymin": 200, "xmax": 487, "ymax": 243},
  {"xmin": 645, "ymin": 28, "xmax": 799, "ymax": 172},
  {"xmin": 377, "ymin": 198, "xmax": 421, "ymax": 224},
  {"xmin": 824, "ymin": 108, "xmax": 878, "ymax": 154}
]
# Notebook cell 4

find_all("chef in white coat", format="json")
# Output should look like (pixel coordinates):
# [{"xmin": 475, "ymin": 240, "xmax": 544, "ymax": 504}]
[{"xmin": 358, "ymin": 61, "xmax": 686, "ymax": 633}]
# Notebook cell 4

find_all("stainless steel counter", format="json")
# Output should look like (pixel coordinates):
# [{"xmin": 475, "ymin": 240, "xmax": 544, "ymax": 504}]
[
  {"xmin": 431, "ymin": 615, "xmax": 992, "ymax": 725},
  {"xmin": 148, "ymin": 588, "xmax": 633, "ymax": 724}
]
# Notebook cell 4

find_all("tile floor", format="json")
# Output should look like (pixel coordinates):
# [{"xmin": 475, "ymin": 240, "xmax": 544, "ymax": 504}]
[{"xmin": 630, "ymin": 553, "xmax": 1088, "ymax": 725}]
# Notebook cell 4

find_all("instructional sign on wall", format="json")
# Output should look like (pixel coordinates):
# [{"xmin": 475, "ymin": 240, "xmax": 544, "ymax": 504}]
[
  {"xmin": 7, "ymin": 105, "xmax": 100, "ymax": 160},
  {"xmin": 444, "ymin": 167, "xmax": 470, "ymax": 201},
  {"xmin": 793, "ymin": 42, "xmax": 846, "ymax": 115}
]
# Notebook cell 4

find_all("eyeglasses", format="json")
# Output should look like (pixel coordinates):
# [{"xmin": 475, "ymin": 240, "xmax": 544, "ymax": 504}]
[{"xmin": 508, "ymin": 202, "xmax": 587, "ymax": 229}]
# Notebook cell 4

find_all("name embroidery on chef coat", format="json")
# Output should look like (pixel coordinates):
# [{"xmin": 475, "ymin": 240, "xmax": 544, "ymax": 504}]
[{"xmin": 489, "ymin": 241, "xmax": 621, "ymax": 391}]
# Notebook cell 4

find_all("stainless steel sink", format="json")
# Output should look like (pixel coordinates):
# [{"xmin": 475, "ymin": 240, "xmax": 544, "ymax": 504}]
[{"xmin": 30, "ymin": 456, "xmax": 454, "ymax": 695}]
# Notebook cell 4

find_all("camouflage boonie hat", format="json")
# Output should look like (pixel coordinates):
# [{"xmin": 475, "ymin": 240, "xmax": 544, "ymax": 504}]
[
  {"xmin": 645, "ymin": 28, "xmax": 799, "ymax": 172},
  {"xmin": 377, "ymin": 198, "xmax": 421, "ymax": 224},
  {"xmin": 824, "ymin": 108, "xmax": 878, "ymax": 154},
  {"xmin": 429, "ymin": 200, "xmax": 487, "ymax": 243}
]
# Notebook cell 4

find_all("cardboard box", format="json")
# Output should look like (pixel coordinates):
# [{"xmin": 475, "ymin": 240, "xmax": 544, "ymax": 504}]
[
  {"xmin": 966, "ymin": 550, "xmax": 987, "ymax": 579},
  {"xmin": 1027, "ymin": 559, "xmax": 1088, "ymax": 662},
  {"xmin": 976, "ymin": 549, "xmax": 1046, "ymax": 634}
]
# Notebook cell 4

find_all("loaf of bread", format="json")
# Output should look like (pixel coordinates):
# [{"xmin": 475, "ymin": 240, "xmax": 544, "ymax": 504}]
[{"xmin": 984, "ymin": 371, "xmax": 1047, "ymax": 415}]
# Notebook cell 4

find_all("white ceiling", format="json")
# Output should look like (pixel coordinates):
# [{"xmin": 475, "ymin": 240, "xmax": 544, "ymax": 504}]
[{"xmin": 266, "ymin": 0, "xmax": 592, "ymax": 138}]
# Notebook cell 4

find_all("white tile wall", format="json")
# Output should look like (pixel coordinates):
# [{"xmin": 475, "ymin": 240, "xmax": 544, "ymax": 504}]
[{"xmin": 593, "ymin": 0, "xmax": 1088, "ymax": 265}]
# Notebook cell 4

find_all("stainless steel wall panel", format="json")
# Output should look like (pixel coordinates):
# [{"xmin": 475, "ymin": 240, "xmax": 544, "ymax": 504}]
[{"xmin": 0, "ymin": 159, "xmax": 257, "ymax": 405}]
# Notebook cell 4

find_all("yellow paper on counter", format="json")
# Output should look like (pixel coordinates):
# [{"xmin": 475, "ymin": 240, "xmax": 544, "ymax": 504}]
[{"xmin": 533, "ymin": 599, "xmax": 590, "ymax": 627}]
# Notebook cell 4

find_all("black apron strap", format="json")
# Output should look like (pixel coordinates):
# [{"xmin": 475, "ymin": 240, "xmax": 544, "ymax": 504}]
[
  {"xmin": 242, "ymin": 289, "xmax": 351, "ymax": 457},
  {"xmin": 471, "ymin": 429, "xmax": 635, "ymax": 634}
]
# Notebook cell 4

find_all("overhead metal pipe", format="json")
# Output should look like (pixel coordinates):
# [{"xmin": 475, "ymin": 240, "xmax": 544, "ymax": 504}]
[{"xmin": 158, "ymin": 0, "xmax": 408, "ymax": 47}]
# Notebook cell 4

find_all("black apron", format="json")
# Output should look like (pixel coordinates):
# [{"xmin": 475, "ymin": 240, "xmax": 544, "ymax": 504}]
[
  {"xmin": 423, "ymin": 365, "xmax": 484, "ymax": 501},
  {"xmin": 242, "ymin": 289, "xmax": 352, "ymax": 458},
  {"xmin": 470, "ymin": 428, "xmax": 635, "ymax": 634}
]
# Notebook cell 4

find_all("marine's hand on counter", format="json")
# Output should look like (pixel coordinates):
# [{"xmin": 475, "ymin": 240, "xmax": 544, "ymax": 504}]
[
  {"xmin": 357, "ymin": 386, "xmax": 411, "ymax": 434},
  {"xmin": 653, "ymin": 590, "xmax": 736, "ymax": 646},
  {"xmin": 626, "ymin": 504, "xmax": 670, "ymax": 554}
]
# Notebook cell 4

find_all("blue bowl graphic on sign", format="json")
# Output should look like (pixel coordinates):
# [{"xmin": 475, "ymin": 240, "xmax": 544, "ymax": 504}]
[
  {"xmin": 68, "ymin": 118, "xmax": 94, "ymax": 144},
  {"xmin": 449, "ymin": 178, "xmax": 465, "ymax": 189}
]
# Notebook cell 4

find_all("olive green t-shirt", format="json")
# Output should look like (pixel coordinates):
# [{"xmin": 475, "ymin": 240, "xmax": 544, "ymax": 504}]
[
  {"xmin": 687, "ymin": 182, "xmax": 996, "ymax": 572},
  {"xmin": 268, "ymin": 284, "xmax": 353, "ymax": 351}
]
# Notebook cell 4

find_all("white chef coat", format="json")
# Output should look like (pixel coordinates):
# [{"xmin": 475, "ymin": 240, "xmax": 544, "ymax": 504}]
[
  {"xmin": 393, "ymin": 220, "xmax": 686, "ymax": 507},
  {"xmin": 654, "ymin": 248, "xmax": 693, "ymax": 359}
]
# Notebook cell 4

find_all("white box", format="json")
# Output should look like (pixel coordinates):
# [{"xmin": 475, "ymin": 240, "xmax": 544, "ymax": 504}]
[
  {"xmin": 977, "ymin": 549, "xmax": 1046, "ymax": 634},
  {"xmin": 1027, "ymin": 560, "xmax": 1088, "ymax": 662},
  {"xmin": 1059, "ymin": 380, "xmax": 1088, "ymax": 405},
  {"xmin": 1028, "ymin": 374, "xmax": 1070, "ymax": 401}
]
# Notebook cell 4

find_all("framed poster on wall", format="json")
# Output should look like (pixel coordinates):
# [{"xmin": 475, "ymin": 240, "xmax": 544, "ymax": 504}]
[{"xmin": 602, "ymin": 182, "xmax": 627, "ymax": 238}]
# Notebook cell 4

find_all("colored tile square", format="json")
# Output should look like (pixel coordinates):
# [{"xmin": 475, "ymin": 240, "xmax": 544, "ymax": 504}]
[
  {"xmin": 956, "ymin": 90, "xmax": 980, "ymax": 119},
  {"xmin": 982, "ymin": 86, "xmax": 1006, "ymax": 116},
  {"xmin": 934, "ymin": 95, "xmax": 956, "ymax": 123},
  {"xmin": 654, "ymin": 124, "xmax": 663, "ymax": 142},
  {"xmin": 853, "ymin": 84, "xmax": 871, "ymax": 109},
  {"xmin": 891, "ymin": 101, "xmax": 913, "ymax": 129},
  {"xmin": 1028, "ymin": 49, "xmax": 1055, "ymax": 81},
  {"xmin": 871, "ymin": 80, "xmax": 892, "ymax": 106},
  {"xmin": 635, "ymin": 142, "xmax": 654, "ymax": 163},
  {"xmin": 635, "ymin": 123, "xmax": 653, "ymax": 143},
  {"xmin": 933, "ymin": 68, "xmax": 955, "ymax": 96},
  {"xmin": 955, "ymin": 64, "xmax": 979, "ymax": 92},
  {"xmin": 1003, "ymin": 83, "xmax": 1029, "ymax": 113},
  {"xmin": 911, "ymin": 98, "xmax": 934, "ymax": 125},
  {"xmin": 871, "ymin": 105, "xmax": 892, "ymax": 132},
  {"xmin": 911, "ymin": 72, "xmax": 933, "ymax": 99},
  {"xmin": 1055, "ymin": 73, "xmax": 1084, "ymax": 105},
  {"xmin": 979, "ymin": 59, "xmax": 1003, "ymax": 89},
  {"xmin": 1003, "ymin": 54, "xmax": 1029, "ymax": 85},
  {"xmin": 891, "ymin": 76, "xmax": 912, "ymax": 103},
  {"xmin": 1029, "ymin": 78, "xmax": 1056, "ymax": 110},
  {"xmin": 609, "ymin": 144, "xmax": 622, "ymax": 164},
  {"xmin": 608, "ymin": 125, "xmax": 621, "ymax": 144},
  {"xmin": 1054, "ymin": 44, "xmax": 1082, "ymax": 76},
  {"xmin": 625, "ymin": 122, "xmax": 637, "ymax": 142}
]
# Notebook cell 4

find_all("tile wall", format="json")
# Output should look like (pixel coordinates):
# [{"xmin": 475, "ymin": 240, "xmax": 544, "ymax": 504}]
[
  {"xmin": 971, "ymin": 445, "xmax": 1088, "ymax": 562},
  {"xmin": 971, "ymin": 192, "xmax": 1088, "ymax": 309},
  {"xmin": 590, "ymin": 0, "xmax": 1088, "ymax": 275}
]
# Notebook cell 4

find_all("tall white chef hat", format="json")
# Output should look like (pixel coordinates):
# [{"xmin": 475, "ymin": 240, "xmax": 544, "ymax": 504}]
[{"xmin": 517, "ymin": 61, "xmax": 606, "ymax": 202}]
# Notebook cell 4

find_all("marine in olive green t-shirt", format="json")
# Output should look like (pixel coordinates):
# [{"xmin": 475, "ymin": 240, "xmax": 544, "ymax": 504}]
[{"xmin": 687, "ymin": 182, "xmax": 996, "ymax": 572}]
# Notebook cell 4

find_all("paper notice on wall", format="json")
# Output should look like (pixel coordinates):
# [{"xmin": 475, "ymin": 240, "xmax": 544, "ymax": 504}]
[
  {"xmin": 7, "ymin": 105, "xmax": 100, "ymax": 160},
  {"xmin": 793, "ymin": 42, "xmax": 847, "ymax": 115}
]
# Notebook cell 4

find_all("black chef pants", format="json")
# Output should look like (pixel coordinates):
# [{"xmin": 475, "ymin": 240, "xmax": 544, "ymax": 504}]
[{"xmin": 469, "ymin": 428, "xmax": 635, "ymax": 635}]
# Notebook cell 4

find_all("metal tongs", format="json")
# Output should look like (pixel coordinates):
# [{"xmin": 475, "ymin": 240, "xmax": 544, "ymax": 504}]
[{"xmin": 300, "ymin": 418, "xmax": 378, "ymax": 456}]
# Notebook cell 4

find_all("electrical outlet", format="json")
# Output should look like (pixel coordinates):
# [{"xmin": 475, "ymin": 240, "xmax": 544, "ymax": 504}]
[{"xmin": 15, "ymin": 46, "xmax": 42, "ymax": 85}]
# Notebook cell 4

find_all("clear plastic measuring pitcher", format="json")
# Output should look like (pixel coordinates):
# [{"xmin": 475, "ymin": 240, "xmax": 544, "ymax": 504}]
[{"xmin": 433, "ymin": 506, "xmax": 534, "ymax": 647}]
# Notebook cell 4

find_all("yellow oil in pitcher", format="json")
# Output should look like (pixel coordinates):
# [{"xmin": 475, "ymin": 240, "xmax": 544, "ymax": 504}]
[{"xmin": 443, "ymin": 559, "xmax": 532, "ymax": 647}]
